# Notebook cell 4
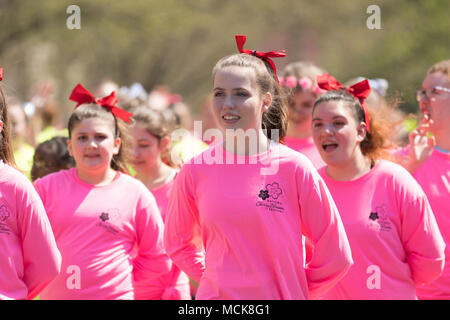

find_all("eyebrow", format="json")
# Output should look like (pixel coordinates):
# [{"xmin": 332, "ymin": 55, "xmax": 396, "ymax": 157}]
[
  {"xmin": 312, "ymin": 116, "xmax": 346, "ymax": 121},
  {"xmin": 213, "ymin": 87, "xmax": 248, "ymax": 91}
]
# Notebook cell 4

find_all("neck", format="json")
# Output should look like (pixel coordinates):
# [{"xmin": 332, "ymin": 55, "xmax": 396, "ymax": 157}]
[
  {"xmin": 136, "ymin": 162, "xmax": 175, "ymax": 190},
  {"xmin": 287, "ymin": 121, "xmax": 311, "ymax": 139},
  {"xmin": 223, "ymin": 129, "xmax": 270, "ymax": 156},
  {"xmin": 326, "ymin": 151, "xmax": 372, "ymax": 181},
  {"xmin": 76, "ymin": 167, "xmax": 118, "ymax": 186},
  {"xmin": 435, "ymin": 130, "xmax": 450, "ymax": 151}
]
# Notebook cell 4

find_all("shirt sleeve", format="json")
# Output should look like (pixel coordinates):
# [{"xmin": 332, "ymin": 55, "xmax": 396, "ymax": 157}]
[
  {"xmin": 133, "ymin": 191, "xmax": 173, "ymax": 300},
  {"xmin": 297, "ymin": 164, "xmax": 353, "ymax": 299},
  {"xmin": 396, "ymin": 172, "xmax": 446, "ymax": 286},
  {"xmin": 21, "ymin": 179, "xmax": 61, "ymax": 300},
  {"xmin": 164, "ymin": 165, "xmax": 205, "ymax": 283}
]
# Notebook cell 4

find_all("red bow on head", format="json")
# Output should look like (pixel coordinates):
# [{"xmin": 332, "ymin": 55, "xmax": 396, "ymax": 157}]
[
  {"xmin": 235, "ymin": 35, "xmax": 286, "ymax": 83},
  {"xmin": 0, "ymin": 68, "xmax": 3, "ymax": 81},
  {"xmin": 317, "ymin": 73, "xmax": 372, "ymax": 133},
  {"xmin": 69, "ymin": 83, "xmax": 133, "ymax": 123}
]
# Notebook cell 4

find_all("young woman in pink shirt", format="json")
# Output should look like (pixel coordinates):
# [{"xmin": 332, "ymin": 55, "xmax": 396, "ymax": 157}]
[
  {"xmin": 409, "ymin": 60, "xmax": 450, "ymax": 299},
  {"xmin": 311, "ymin": 74, "xmax": 445, "ymax": 299},
  {"xmin": 33, "ymin": 84, "xmax": 172, "ymax": 299},
  {"xmin": 163, "ymin": 35, "xmax": 353, "ymax": 300},
  {"xmin": 130, "ymin": 106, "xmax": 191, "ymax": 300},
  {"xmin": 280, "ymin": 61, "xmax": 327, "ymax": 169},
  {"xmin": 0, "ymin": 68, "xmax": 61, "ymax": 300}
]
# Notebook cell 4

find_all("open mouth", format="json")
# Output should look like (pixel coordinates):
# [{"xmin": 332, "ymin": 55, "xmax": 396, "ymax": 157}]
[
  {"xmin": 322, "ymin": 142, "xmax": 338, "ymax": 152},
  {"xmin": 222, "ymin": 114, "xmax": 240, "ymax": 123}
]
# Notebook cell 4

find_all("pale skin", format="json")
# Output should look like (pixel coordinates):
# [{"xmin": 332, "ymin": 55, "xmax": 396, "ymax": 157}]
[
  {"xmin": 130, "ymin": 123, "xmax": 175, "ymax": 190},
  {"xmin": 212, "ymin": 66, "xmax": 272, "ymax": 156},
  {"xmin": 312, "ymin": 100, "xmax": 372, "ymax": 181},
  {"xmin": 286, "ymin": 90, "xmax": 317, "ymax": 139},
  {"xmin": 407, "ymin": 71, "xmax": 450, "ymax": 173},
  {"xmin": 67, "ymin": 117, "xmax": 121, "ymax": 186}
]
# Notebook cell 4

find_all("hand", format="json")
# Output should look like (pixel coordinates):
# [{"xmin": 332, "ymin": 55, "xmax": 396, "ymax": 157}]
[
  {"xmin": 30, "ymin": 80, "xmax": 55, "ymax": 108},
  {"xmin": 407, "ymin": 112, "xmax": 435, "ymax": 173}
]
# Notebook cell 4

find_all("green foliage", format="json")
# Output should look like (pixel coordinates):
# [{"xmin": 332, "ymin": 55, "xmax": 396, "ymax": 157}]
[{"xmin": 0, "ymin": 0, "xmax": 448, "ymax": 119}]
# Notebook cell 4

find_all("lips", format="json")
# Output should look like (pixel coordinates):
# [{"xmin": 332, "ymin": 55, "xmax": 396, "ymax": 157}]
[
  {"xmin": 222, "ymin": 114, "xmax": 240, "ymax": 123},
  {"xmin": 322, "ymin": 141, "xmax": 338, "ymax": 152}
]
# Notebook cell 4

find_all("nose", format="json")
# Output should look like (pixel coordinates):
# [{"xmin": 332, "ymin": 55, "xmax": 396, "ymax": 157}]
[
  {"xmin": 320, "ymin": 123, "xmax": 335, "ymax": 136},
  {"xmin": 223, "ymin": 93, "xmax": 235, "ymax": 110},
  {"xmin": 87, "ymin": 138, "xmax": 98, "ymax": 149}
]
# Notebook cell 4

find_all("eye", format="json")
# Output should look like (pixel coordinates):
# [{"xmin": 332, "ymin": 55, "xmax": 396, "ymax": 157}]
[
  {"xmin": 430, "ymin": 87, "xmax": 439, "ymax": 95},
  {"xmin": 236, "ymin": 90, "xmax": 250, "ymax": 97},
  {"xmin": 312, "ymin": 122, "xmax": 323, "ymax": 128},
  {"xmin": 334, "ymin": 120, "xmax": 345, "ymax": 126},
  {"xmin": 213, "ymin": 91, "xmax": 225, "ymax": 97},
  {"xmin": 77, "ymin": 135, "xmax": 87, "ymax": 141},
  {"xmin": 301, "ymin": 102, "xmax": 312, "ymax": 109}
]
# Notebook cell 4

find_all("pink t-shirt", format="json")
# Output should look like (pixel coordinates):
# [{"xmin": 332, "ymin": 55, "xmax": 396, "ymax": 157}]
[
  {"xmin": 318, "ymin": 160, "xmax": 445, "ymax": 300},
  {"xmin": 149, "ymin": 171, "xmax": 191, "ymax": 300},
  {"xmin": 284, "ymin": 135, "xmax": 326, "ymax": 169},
  {"xmin": 413, "ymin": 149, "xmax": 450, "ymax": 299},
  {"xmin": 164, "ymin": 142, "xmax": 353, "ymax": 300},
  {"xmin": 0, "ymin": 162, "xmax": 61, "ymax": 300},
  {"xmin": 34, "ymin": 168, "xmax": 171, "ymax": 300}
]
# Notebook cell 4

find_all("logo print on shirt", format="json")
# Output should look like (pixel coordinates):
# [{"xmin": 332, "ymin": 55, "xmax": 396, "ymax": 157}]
[
  {"xmin": 256, "ymin": 182, "xmax": 285, "ymax": 213},
  {"xmin": 367, "ymin": 204, "xmax": 392, "ymax": 232},
  {"xmin": 369, "ymin": 212, "xmax": 379, "ymax": 221},
  {"xmin": 99, "ymin": 212, "xmax": 109, "ymax": 222},
  {"xmin": 0, "ymin": 205, "xmax": 11, "ymax": 235},
  {"xmin": 96, "ymin": 209, "xmax": 120, "ymax": 235},
  {"xmin": 258, "ymin": 190, "xmax": 270, "ymax": 200}
]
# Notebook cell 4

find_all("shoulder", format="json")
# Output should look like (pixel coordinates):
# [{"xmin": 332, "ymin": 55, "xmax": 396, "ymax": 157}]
[
  {"xmin": 116, "ymin": 173, "xmax": 156, "ymax": 201},
  {"xmin": 33, "ymin": 168, "xmax": 73, "ymax": 190},
  {"xmin": 0, "ymin": 164, "xmax": 34, "ymax": 192}
]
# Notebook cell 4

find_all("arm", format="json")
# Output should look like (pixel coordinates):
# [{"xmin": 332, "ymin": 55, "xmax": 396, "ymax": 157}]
[
  {"xmin": 133, "ymin": 193, "xmax": 173, "ymax": 300},
  {"xmin": 164, "ymin": 166, "xmax": 205, "ymax": 283},
  {"xmin": 22, "ymin": 180, "xmax": 61, "ymax": 300},
  {"xmin": 297, "ymin": 165, "xmax": 353, "ymax": 299},
  {"xmin": 397, "ymin": 174, "xmax": 445, "ymax": 285}
]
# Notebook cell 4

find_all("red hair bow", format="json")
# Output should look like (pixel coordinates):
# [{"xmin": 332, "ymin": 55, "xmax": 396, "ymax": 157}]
[
  {"xmin": 0, "ymin": 68, "xmax": 3, "ymax": 81},
  {"xmin": 69, "ymin": 83, "xmax": 133, "ymax": 123},
  {"xmin": 317, "ymin": 73, "xmax": 372, "ymax": 133},
  {"xmin": 235, "ymin": 35, "xmax": 286, "ymax": 83}
]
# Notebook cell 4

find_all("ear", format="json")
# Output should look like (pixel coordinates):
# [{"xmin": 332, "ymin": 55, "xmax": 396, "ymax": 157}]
[
  {"xmin": 159, "ymin": 136, "xmax": 170, "ymax": 152},
  {"xmin": 262, "ymin": 92, "xmax": 272, "ymax": 113},
  {"xmin": 356, "ymin": 122, "xmax": 368, "ymax": 143},
  {"xmin": 113, "ymin": 137, "xmax": 122, "ymax": 155},
  {"xmin": 67, "ymin": 138, "xmax": 73, "ymax": 157},
  {"xmin": 0, "ymin": 120, "xmax": 3, "ymax": 134}
]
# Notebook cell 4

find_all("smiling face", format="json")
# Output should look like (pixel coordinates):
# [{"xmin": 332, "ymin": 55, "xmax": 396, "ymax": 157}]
[
  {"xmin": 419, "ymin": 71, "xmax": 450, "ymax": 137},
  {"xmin": 68, "ymin": 117, "xmax": 121, "ymax": 174},
  {"xmin": 312, "ymin": 100, "xmax": 367, "ymax": 167},
  {"xmin": 212, "ymin": 66, "xmax": 271, "ymax": 135},
  {"xmin": 130, "ymin": 123, "xmax": 163, "ymax": 173}
]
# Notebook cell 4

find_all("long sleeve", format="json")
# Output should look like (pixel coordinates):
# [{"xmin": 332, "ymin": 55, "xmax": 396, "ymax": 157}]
[
  {"xmin": 297, "ymin": 165, "xmax": 353, "ymax": 299},
  {"xmin": 21, "ymin": 178, "xmax": 61, "ymax": 299},
  {"xmin": 133, "ymin": 194, "xmax": 173, "ymax": 299},
  {"xmin": 398, "ymin": 177, "xmax": 446, "ymax": 286},
  {"xmin": 164, "ymin": 165, "xmax": 205, "ymax": 283}
]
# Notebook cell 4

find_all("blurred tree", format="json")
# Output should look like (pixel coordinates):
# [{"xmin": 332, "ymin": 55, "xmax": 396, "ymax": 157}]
[{"xmin": 0, "ymin": 0, "xmax": 448, "ymax": 121}]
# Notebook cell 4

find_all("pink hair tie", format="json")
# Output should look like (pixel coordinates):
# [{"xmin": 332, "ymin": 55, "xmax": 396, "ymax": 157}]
[
  {"xmin": 312, "ymin": 85, "xmax": 326, "ymax": 95},
  {"xmin": 285, "ymin": 76, "xmax": 297, "ymax": 88},
  {"xmin": 298, "ymin": 77, "xmax": 313, "ymax": 90}
]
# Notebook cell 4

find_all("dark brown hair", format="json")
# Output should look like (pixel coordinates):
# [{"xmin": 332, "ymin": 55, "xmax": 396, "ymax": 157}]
[
  {"xmin": 0, "ymin": 86, "xmax": 16, "ymax": 166},
  {"xmin": 212, "ymin": 53, "xmax": 288, "ymax": 143},
  {"xmin": 31, "ymin": 136, "xmax": 75, "ymax": 181},
  {"xmin": 68, "ymin": 104, "xmax": 131, "ymax": 174},
  {"xmin": 313, "ymin": 90, "xmax": 390, "ymax": 162}
]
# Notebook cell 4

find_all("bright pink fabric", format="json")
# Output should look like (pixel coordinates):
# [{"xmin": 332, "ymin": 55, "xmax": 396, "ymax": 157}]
[
  {"xmin": 150, "ymin": 174, "xmax": 191, "ymax": 300},
  {"xmin": 164, "ymin": 142, "xmax": 353, "ymax": 300},
  {"xmin": 414, "ymin": 149, "xmax": 450, "ymax": 299},
  {"xmin": 0, "ymin": 163, "xmax": 61, "ymax": 300},
  {"xmin": 34, "ymin": 168, "xmax": 171, "ymax": 300},
  {"xmin": 318, "ymin": 160, "xmax": 445, "ymax": 300},
  {"xmin": 284, "ymin": 135, "xmax": 326, "ymax": 169}
]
